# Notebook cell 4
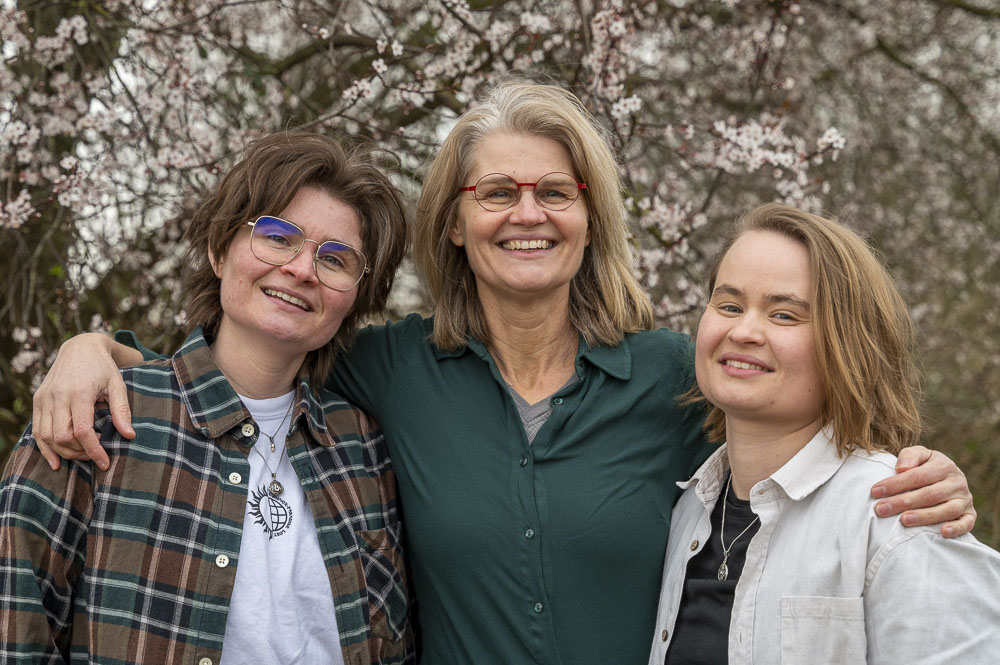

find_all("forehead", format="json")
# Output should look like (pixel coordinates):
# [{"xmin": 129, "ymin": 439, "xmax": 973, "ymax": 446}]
[
  {"xmin": 716, "ymin": 231, "xmax": 812, "ymax": 295},
  {"xmin": 279, "ymin": 186, "xmax": 363, "ymax": 247},
  {"xmin": 469, "ymin": 132, "xmax": 576, "ymax": 180}
]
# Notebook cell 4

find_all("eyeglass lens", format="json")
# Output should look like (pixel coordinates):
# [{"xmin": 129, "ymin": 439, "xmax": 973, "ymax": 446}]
[
  {"xmin": 474, "ymin": 172, "xmax": 582, "ymax": 211},
  {"xmin": 249, "ymin": 216, "xmax": 366, "ymax": 291}
]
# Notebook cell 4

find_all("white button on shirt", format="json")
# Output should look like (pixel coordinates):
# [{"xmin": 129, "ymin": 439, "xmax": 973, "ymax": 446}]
[{"xmin": 649, "ymin": 428, "xmax": 1000, "ymax": 665}]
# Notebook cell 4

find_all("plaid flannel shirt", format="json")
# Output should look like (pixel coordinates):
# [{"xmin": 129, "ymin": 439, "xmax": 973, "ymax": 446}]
[{"xmin": 0, "ymin": 329, "xmax": 413, "ymax": 665}]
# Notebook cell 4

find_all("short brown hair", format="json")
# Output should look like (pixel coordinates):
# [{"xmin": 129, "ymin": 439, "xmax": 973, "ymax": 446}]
[
  {"xmin": 413, "ymin": 81, "xmax": 654, "ymax": 349},
  {"xmin": 182, "ymin": 131, "xmax": 408, "ymax": 386},
  {"xmin": 689, "ymin": 203, "xmax": 921, "ymax": 455}
]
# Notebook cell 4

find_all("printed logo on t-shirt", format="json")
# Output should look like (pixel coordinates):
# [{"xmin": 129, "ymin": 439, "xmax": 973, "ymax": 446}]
[{"xmin": 248, "ymin": 486, "xmax": 294, "ymax": 539}]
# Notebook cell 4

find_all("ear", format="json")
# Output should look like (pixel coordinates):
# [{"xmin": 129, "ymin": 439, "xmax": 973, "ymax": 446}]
[
  {"xmin": 208, "ymin": 247, "xmax": 224, "ymax": 278},
  {"xmin": 585, "ymin": 220, "xmax": 591, "ymax": 247},
  {"xmin": 448, "ymin": 217, "xmax": 466, "ymax": 247}
]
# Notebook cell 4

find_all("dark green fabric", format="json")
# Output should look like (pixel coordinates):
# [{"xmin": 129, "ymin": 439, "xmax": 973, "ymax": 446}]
[{"xmin": 120, "ymin": 316, "xmax": 713, "ymax": 665}]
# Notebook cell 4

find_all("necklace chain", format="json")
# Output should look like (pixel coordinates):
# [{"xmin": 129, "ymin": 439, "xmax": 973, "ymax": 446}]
[
  {"xmin": 250, "ymin": 397, "xmax": 294, "ymax": 497},
  {"xmin": 261, "ymin": 398, "xmax": 294, "ymax": 452},
  {"xmin": 718, "ymin": 474, "xmax": 760, "ymax": 581}
]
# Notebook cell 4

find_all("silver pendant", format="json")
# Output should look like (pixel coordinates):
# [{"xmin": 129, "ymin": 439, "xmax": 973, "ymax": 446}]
[
  {"xmin": 268, "ymin": 476, "xmax": 284, "ymax": 497},
  {"xmin": 717, "ymin": 562, "xmax": 728, "ymax": 581}
]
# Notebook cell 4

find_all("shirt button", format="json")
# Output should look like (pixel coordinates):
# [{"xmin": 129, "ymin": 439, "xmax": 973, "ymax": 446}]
[
  {"xmin": 533, "ymin": 602, "xmax": 544, "ymax": 613},
  {"xmin": 199, "ymin": 659, "xmax": 213, "ymax": 665},
  {"xmin": 524, "ymin": 528, "xmax": 535, "ymax": 539},
  {"xmin": 552, "ymin": 397, "xmax": 564, "ymax": 405},
  {"xmin": 228, "ymin": 472, "xmax": 242, "ymax": 485},
  {"xmin": 661, "ymin": 629, "xmax": 669, "ymax": 642},
  {"xmin": 215, "ymin": 554, "xmax": 230, "ymax": 568},
  {"xmin": 690, "ymin": 540, "xmax": 699, "ymax": 551},
  {"xmin": 519, "ymin": 456, "xmax": 528, "ymax": 467},
  {"xmin": 241, "ymin": 423, "xmax": 255, "ymax": 437}
]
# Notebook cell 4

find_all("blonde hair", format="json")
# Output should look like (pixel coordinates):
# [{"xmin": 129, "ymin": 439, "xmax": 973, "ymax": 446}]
[
  {"xmin": 413, "ymin": 81, "xmax": 654, "ymax": 349},
  {"xmin": 690, "ymin": 203, "xmax": 921, "ymax": 455}
]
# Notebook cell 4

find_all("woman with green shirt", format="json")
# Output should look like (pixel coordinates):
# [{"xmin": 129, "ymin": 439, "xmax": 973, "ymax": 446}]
[{"xmin": 29, "ymin": 83, "xmax": 975, "ymax": 664}]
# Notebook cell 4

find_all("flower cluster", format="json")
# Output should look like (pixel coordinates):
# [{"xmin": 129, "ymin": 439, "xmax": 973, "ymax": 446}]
[{"xmin": 4, "ymin": 1, "xmax": 1000, "ymax": 523}]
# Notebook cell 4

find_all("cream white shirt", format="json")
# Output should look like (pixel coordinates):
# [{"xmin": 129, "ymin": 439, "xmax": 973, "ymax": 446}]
[{"xmin": 649, "ymin": 428, "xmax": 1000, "ymax": 665}]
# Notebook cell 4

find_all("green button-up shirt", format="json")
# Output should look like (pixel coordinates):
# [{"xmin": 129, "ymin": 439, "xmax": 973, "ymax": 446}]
[{"xmin": 329, "ymin": 315, "xmax": 712, "ymax": 665}]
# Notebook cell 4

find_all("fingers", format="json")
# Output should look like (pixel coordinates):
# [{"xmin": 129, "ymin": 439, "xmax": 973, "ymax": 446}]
[
  {"xmin": 939, "ymin": 509, "xmax": 977, "ymax": 538},
  {"xmin": 893, "ymin": 443, "xmax": 932, "ymax": 472},
  {"xmin": 29, "ymin": 332, "xmax": 123, "ymax": 468},
  {"xmin": 878, "ymin": 500, "xmax": 977, "ymax": 537},
  {"xmin": 107, "ymin": 377, "xmax": 135, "ymax": 441},
  {"xmin": 70, "ymin": 399, "xmax": 109, "ymax": 471},
  {"xmin": 31, "ymin": 399, "xmax": 62, "ymax": 472},
  {"xmin": 874, "ymin": 465, "xmax": 967, "ymax": 512},
  {"xmin": 871, "ymin": 448, "xmax": 963, "ymax": 499}
]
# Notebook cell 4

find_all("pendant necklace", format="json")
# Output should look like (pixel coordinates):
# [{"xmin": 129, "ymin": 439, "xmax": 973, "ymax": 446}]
[
  {"xmin": 718, "ymin": 474, "xmax": 760, "ymax": 581},
  {"xmin": 262, "ymin": 399, "xmax": 294, "ymax": 452},
  {"xmin": 251, "ymin": 399, "xmax": 294, "ymax": 497}
]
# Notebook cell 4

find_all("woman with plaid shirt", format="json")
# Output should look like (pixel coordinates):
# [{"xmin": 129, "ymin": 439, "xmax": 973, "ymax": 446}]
[{"xmin": 0, "ymin": 132, "xmax": 414, "ymax": 664}]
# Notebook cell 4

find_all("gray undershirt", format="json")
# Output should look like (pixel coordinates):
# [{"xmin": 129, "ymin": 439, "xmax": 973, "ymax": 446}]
[{"xmin": 506, "ymin": 377, "xmax": 576, "ymax": 444}]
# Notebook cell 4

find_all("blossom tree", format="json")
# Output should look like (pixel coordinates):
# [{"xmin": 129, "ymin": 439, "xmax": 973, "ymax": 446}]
[{"xmin": 3, "ymin": 0, "xmax": 999, "ymax": 544}]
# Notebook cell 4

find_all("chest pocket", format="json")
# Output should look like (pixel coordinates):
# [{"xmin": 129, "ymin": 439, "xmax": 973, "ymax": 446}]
[{"xmin": 780, "ymin": 596, "xmax": 865, "ymax": 664}]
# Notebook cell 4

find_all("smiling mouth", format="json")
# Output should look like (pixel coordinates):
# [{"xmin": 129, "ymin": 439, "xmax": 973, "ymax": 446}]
[
  {"xmin": 263, "ymin": 288, "xmax": 310, "ymax": 311},
  {"xmin": 723, "ymin": 359, "xmax": 771, "ymax": 371},
  {"xmin": 500, "ymin": 239, "xmax": 554, "ymax": 251}
]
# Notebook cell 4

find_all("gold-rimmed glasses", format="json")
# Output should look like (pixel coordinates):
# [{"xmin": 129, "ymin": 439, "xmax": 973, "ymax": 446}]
[{"xmin": 246, "ymin": 215, "xmax": 369, "ymax": 291}]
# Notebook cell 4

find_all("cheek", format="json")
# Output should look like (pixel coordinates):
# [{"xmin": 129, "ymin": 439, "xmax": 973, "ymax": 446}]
[
  {"xmin": 694, "ymin": 317, "xmax": 721, "ymax": 393},
  {"xmin": 320, "ymin": 291, "xmax": 359, "ymax": 330}
]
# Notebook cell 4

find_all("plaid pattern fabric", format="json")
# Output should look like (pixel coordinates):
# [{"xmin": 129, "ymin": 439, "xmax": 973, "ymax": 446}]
[{"xmin": 0, "ymin": 329, "xmax": 412, "ymax": 665}]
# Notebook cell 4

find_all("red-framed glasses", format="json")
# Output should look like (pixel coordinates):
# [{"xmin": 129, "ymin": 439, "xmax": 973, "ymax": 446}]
[{"xmin": 459, "ymin": 172, "xmax": 587, "ymax": 211}]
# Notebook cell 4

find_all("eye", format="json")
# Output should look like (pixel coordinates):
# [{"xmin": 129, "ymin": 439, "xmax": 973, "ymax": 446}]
[
  {"xmin": 479, "ymin": 184, "xmax": 516, "ymax": 202},
  {"xmin": 715, "ymin": 303, "xmax": 743, "ymax": 315},
  {"xmin": 536, "ymin": 188, "xmax": 571, "ymax": 203},
  {"xmin": 771, "ymin": 310, "xmax": 809, "ymax": 324},
  {"xmin": 317, "ymin": 253, "xmax": 346, "ymax": 269},
  {"xmin": 264, "ymin": 233, "xmax": 293, "ymax": 247}
]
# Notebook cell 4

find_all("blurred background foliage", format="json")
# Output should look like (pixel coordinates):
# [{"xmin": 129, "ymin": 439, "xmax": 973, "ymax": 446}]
[{"xmin": 2, "ymin": 0, "xmax": 998, "ymax": 546}]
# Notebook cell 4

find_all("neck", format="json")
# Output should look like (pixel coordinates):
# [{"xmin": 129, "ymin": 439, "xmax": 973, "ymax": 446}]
[
  {"xmin": 724, "ymin": 417, "xmax": 824, "ymax": 500},
  {"xmin": 480, "ymin": 289, "xmax": 578, "ymax": 404},
  {"xmin": 210, "ymin": 321, "xmax": 304, "ymax": 399}
]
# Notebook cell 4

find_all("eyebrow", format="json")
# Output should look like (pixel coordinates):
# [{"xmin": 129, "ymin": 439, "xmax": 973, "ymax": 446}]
[{"xmin": 711, "ymin": 283, "xmax": 811, "ymax": 311}]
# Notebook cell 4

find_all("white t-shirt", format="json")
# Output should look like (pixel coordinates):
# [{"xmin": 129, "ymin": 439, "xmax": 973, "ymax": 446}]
[{"xmin": 220, "ymin": 391, "xmax": 345, "ymax": 665}]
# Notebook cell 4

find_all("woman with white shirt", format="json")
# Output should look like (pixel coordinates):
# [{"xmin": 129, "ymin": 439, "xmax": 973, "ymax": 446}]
[{"xmin": 649, "ymin": 203, "xmax": 1000, "ymax": 665}]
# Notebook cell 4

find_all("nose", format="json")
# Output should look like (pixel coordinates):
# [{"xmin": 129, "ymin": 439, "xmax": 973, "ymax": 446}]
[
  {"xmin": 279, "ymin": 240, "xmax": 320, "ymax": 284},
  {"xmin": 508, "ymin": 187, "xmax": 547, "ymax": 225},
  {"xmin": 727, "ymin": 311, "xmax": 765, "ymax": 345}
]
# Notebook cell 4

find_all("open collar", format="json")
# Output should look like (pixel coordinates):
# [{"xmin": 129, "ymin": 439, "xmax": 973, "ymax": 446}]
[{"xmin": 171, "ymin": 327, "xmax": 334, "ymax": 446}]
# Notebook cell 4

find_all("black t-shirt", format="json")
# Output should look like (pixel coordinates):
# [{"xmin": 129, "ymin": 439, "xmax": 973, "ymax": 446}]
[{"xmin": 665, "ymin": 478, "xmax": 760, "ymax": 665}]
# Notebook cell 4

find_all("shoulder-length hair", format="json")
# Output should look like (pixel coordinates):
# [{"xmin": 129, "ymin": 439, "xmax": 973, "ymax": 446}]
[
  {"xmin": 183, "ymin": 130, "xmax": 408, "ymax": 388},
  {"xmin": 689, "ymin": 202, "xmax": 921, "ymax": 455},
  {"xmin": 413, "ymin": 81, "xmax": 654, "ymax": 349}
]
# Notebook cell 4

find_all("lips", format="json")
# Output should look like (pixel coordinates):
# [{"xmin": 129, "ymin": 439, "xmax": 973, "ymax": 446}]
[
  {"xmin": 723, "ymin": 359, "xmax": 770, "ymax": 371},
  {"xmin": 719, "ymin": 353, "xmax": 773, "ymax": 373},
  {"xmin": 263, "ymin": 287, "xmax": 310, "ymax": 311},
  {"xmin": 499, "ymin": 238, "xmax": 554, "ymax": 250}
]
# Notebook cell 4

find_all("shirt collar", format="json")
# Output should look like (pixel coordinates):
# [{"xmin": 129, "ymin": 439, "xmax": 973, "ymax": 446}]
[
  {"xmin": 171, "ymin": 327, "xmax": 334, "ymax": 446},
  {"xmin": 432, "ymin": 331, "xmax": 632, "ymax": 381},
  {"xmin": 679, "ymin": 426, "xmax": 846, "ymax": 504},
  {"xmin": 769, "ymin": 426, "xmax": 846, "ymax": 500}
]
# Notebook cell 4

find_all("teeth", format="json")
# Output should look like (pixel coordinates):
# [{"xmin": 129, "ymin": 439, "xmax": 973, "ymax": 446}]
[
  {"xmin": 501, "ymin": 239, "xmax": 553, "ymax": 250},
  {"xmin": 724, "ymin": 359, "xmax": 768, "ymax": 371},
  {"xmin": 264, "ymin": 289, "xmax": 309, "ymax": 310}
]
